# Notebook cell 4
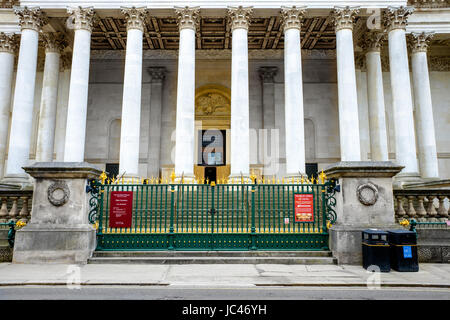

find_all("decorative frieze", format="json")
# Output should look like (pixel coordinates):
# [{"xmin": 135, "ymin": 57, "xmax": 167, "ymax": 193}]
[
  {"xmin": 148, "ymin": 66, "xmax": 167, "ymax": 83},
  {"xmin": 280, "ymin": 6, "xmax": 306, "ymax": 31},
  {"xmin": 0, "ymin": 32, "xmax": 17, "ymax": 54},
  {"xmin": 121, "ymin": 7, "xmax": 148, "ymax": 32},
  {"xmin": 409, "ymin": 32, "xmax": 434, "ymax": 53},
  {"xmin": 383, "ymin": 6, "xmax": 414, "ymax": 32},
  {"xmin": 174, "ymin": 6, "xmax": 200, "ymax": 31},
  {"xmin": 258, "ymin": 66, "xmax": 278, "ymax": 83},
  {"xmin": 361, "ymin": 32, "xmax": 385, "ymax": 53},
  {"xmin": 67, "ymin": 6, "xmax": 97, "ymax": 32},
  {"xmin": 331, "ymin": 6, "xmax": 360, "ymax": 32},
  {"xmin": 41, "ymin": 32, "xmax": 67, "ymax": 54},
  {"xmin": 227, "ymin": 6, "xmax": 253, "ymax": 31},
  {"xmin": 13, "ymin": 6, "xmax": 48, "ymax": 32}
]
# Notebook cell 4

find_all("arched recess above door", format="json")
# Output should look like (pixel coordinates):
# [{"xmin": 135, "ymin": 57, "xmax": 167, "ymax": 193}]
[{"xmin": 195, "ymin": 85, "xmax": 231, "ymax": 124}]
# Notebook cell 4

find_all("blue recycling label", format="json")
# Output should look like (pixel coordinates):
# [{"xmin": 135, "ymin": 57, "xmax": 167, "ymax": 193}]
[{"xmin": 403, "ymin": 246, "xmax": 412, "ymax": 258}]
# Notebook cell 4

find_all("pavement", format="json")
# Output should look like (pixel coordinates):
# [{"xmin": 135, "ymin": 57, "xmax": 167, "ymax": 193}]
[{"xmin": 0, "ymin": 263, "xmax": 450, "ymax": 288}]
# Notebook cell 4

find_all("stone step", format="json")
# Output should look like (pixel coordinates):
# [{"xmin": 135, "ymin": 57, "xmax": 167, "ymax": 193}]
[
  {"xmin": 93, "ymin": 250, "xmax": 332, "ymax": 258},
  {"xmin": 88, "ymin": 256, "xmax": 337, "ymax": 265}
]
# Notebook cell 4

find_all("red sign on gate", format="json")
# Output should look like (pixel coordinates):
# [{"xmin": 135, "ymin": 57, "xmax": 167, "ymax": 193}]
[
  {"xmin": 109, "ymin": 191, "xmax": 133, "ymax": 228},
  {"xmin": 294, "ymin": 193, "xmax": 314, "ymax": 223}
]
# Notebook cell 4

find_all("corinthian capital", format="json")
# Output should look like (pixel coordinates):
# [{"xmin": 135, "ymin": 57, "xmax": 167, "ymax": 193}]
[
  {"xmin": 67, "ymin": 6, "xmax": 97, "ymax": 32},
  {"xmin": 41, "ymin": 32, "xmax": 67, "ymax": 54},
  {"xmin": 258, "ymin": 66, "xmax": 278, "ymax": 83},
  {"xmin": 148, "ymin": 67, "xmax": 167, "ymax": 83},
  {"xmin": 174, "ymin": 6, "xmax": 200, "ymax": 31},
  {"xmin": 409, "ymin": 32, "xmax": 434, "ymax": 53},
  {"xmin": 227, "ymin": 6, "xmax": 253, "ymax": 31},
  {"xmin": 361, "ymin": 32, "xmax": 385, "ymax": 52},
  {"xmin": 331, "ymin": 6, "xmax": 360, "ymax": 32},
  {"xmin": 281, "ymin": 6, "xmax": 306, "ymax": 31},
  {"xmin": 383, "ymin": 6, "xmax": 414, "ymax": 32},
  {"xmin": 14, "ymin": 6, "xmax": 48, "ymax": 32},
  {"xmin": 0, "ymin": 32, "xmax": 17, "ymax": 54},
  {"xmin": 121, "ymin": 7, "xmax": 148, "ymax": 32}
]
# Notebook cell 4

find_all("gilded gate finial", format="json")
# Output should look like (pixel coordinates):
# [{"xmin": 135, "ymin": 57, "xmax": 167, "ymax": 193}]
[
  {"xmin": 319, "ymin": 170, "xmax": 326, "ymax": 184},
  {"xmin": 170, "ymin": 170, "xmax": 176, "ymax": 184},
  {"xmin": 99, "ymin": 171, "xmax": 107, "ymax": 184}
]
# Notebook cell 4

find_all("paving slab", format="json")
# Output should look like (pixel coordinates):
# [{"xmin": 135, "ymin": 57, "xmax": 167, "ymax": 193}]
[{"xmin": 0, "ymin": 263, "xmax": 449, "ymax": 288}]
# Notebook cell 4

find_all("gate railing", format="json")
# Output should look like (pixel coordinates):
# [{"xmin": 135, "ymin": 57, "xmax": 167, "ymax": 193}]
[{"xmin": 88, "ymin": 172, "xmax": 338, "ymax": 251}]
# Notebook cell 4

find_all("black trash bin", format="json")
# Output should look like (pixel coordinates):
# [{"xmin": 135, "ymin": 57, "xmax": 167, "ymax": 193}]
[
  {"xmin": 362, "ymin": 229, "xmax": 390, "ymax": 272},
  {"xmin": 388, "ymin": 229, "xmax": 419, "ymax": 272}
]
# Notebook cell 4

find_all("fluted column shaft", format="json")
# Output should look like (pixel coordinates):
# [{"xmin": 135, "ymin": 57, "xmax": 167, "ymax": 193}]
[
  {"xmin": 0, "ymin": 33, "xmax": 16, "ymax": 178},
  {"xmin": 282, "ymin": 6, "xmax": 306, "ymax": 176},
  {"xmin": 363, "ymin": 33, "xmax": 389, "ymax": 161},
  {"xmin": 174, "ymin": 6, "xmax": 199, "ymax": 179},
  {"xmin": 228, "ymin": 6, "xmax": 252, "ymax": 178},
  {"xmin": 5, "ymin": 7, "xmax": 46, "ymax": 181},
  {"xmin": 385, "ymin": 6, "xmax": 419, "ymax": 178},
  {"xmin": 410, "ymin": 32, "xmax": 439, "ymax": 179},
  {"xmin": 332, "ymin": 7, "xmax": 361, "ymax": 161},
  {"xmin": 63, "ymin": 7, "xmax": 96, "ymax": 162},
  {"xmin": 36, "ymin": 34, "xmax": 65, "ymax": 162},
  {"xmin": 118, "ymin": 7, "xmax": 146, "ymax": 178}
]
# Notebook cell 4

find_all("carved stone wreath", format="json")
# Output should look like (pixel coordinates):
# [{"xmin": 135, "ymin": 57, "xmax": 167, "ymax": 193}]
[
  {"xmin": 356, "ymin": 182, "xmax": 379, "ymax": 206},
  {"xmin": 47, "ymin": 180, "xmax": 70, "ymax": 207}
]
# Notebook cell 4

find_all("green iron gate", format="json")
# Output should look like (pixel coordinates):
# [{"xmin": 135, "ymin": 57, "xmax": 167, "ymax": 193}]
[{"xmin": 88, "ymin": 176, "xmax": 337, "ymax": 251}]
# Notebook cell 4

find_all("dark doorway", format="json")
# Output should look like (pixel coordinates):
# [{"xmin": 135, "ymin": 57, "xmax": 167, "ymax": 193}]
[
  {"xmin": 306, "ymin": 163, "xmax": 318, "ymax": 180},
  {"xmin": 105, "ymin": 163, "xmax": 119, "ymax": 180},
  {"xmin": 205, "ymin": 167, "xmax": 217, "ymax": 183}
]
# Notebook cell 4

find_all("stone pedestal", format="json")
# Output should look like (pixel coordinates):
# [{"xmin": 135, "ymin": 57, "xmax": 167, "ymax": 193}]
[
  {"xmin": 324, "ymin": 161, "xmax": 403, "ymax": 264},
  {"xmin": 13, "ymin": 162, "xmax": 102, "ymax": 264}
]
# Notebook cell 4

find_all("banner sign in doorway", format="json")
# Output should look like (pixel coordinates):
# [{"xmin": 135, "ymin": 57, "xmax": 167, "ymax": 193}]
[
  {"xmin": 109, "ymin": 191, "xmax": 133, "ymax": 228},
  {"xmin": 294, "ymin": 193, "xmax": 314, "ymax": 223}
]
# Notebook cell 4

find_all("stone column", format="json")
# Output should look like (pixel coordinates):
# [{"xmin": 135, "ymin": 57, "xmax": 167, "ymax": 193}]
[
  {"xmin": 36, "ymin": 33, "xmax": 66, "ymax": 162},
  {"xmin": 409, "ymin": 32, "xmax": 439, "ymax": 179},
  {"xmin": 362, "ymin": 32, "xmax": 389, "ymax": 161},
  {"xmin": 0, "ymin": 33, "xmax": 17, "ymax": 179},
  {"xmin": 228, "ymin": 6, "xmax": 253, "ymax": 179},
  {"xmin": 384, "ymin": 6, "xmax": 420, "ymax": 183},
  {"xmin": 173, "ymin": 6, "xmax": 199, "ymax": 180},
  {"xmin": 63, "ymin": 7, "xmax": 96, "ymax": 162},
  {"xmin": 118, "ymin": 7, "xmax": 147, "ymax": 178},
  {"xmin": 4, "ymin": 7, "xmax": 47, "ymax": 186},
  {"xmin": 281, "ymin": 6, "xmax": 306, "ymax": 177},
  {"xmin": 147, "ymin": 67, "xmax": 166, "ymax": 178},
  {"xmin": 332, "ymin": 6, "xmax": 361, "ymax": 161},
  {"xmin": 258, "ymin": 66, "xmax": 278, "ymax": 176}
]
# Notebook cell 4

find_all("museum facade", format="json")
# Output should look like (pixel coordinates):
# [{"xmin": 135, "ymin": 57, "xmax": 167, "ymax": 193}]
[{"xmin": 0, "ymin": 0, "xmax": 449, "ymax": 187}]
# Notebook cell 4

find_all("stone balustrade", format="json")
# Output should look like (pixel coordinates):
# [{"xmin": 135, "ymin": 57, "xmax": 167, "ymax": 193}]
[
  {"xmin": 0, "ymin": 190, "xmax": 33, "ymax": 224},
  {"xmin": 394, "ymin": 189, "xmax": 450, "ymax": 226}
]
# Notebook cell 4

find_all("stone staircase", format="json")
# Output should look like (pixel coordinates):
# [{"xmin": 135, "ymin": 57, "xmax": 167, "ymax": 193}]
[{"xmin": 88, "ymin": 250, "xmax": 337, "ymax": 265}]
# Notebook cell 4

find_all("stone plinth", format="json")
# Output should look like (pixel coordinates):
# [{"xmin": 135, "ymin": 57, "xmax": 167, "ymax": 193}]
[
  {"xmin": 324, "ymin": 161, "xmax": 403, "ymax": 265},
  {"xmin": 13, "ymin": 162, "xmax": 102, "ymax": 264}
]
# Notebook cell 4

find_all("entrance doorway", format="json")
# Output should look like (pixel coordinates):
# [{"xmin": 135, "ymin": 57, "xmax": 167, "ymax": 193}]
[{"xmin": 204, "ymin": 166, "xmax": 217, "ymax": 183}]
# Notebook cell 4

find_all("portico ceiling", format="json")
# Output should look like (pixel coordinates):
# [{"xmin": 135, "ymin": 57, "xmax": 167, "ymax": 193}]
[{"xmin": 91, "ymin": 16, "xmax": 338, "ymax": 50}]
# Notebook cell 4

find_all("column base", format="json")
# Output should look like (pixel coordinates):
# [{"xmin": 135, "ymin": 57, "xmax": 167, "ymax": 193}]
[
  {"xmin": 13, "ymin": 224, "xmax": 96, "ymax": 264},
  {"xmin": 1, "ymin": 174, "xmax": 33, "ymax": 190},
  {"xmin": 393, "ymin": 172, "xmax": 422, "ymax": 189},
  {"xmin": 330, "ymin": 224, "xmax": 399, "ymax": 265}
]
